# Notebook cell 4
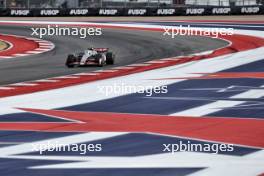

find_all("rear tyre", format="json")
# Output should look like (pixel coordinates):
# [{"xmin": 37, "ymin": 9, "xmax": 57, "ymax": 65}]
[{"xmin": 106, "ymin": 52, "xmax": 115, "ymax": 65}]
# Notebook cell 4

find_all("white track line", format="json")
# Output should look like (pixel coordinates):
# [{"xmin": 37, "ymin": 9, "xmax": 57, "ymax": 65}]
[
  {"xmin": 128, "ymin": 63, "xmax": 151, "ymax": 67},
  {"xmin": 55, "ymin": 76, "xmax": 80, "ymax": 79},
  {"xmin": 33, "ymin": 79, "xmax": 60, "ymax": 83},
  {"xmin": 11, "ymin": 83, "xmax": 38, "ymax": 86},
  {"xmin": 113, "ymin": 66, "xmax": 136, "ymax": 70},
  {"xmin": 0, "ymin": 56, "xmax": 13, "ymax": 59},
  {"xmin": 0, "ymin": 87, "xmax": 14, "ymax": 90},
  {"xmin": 25, "ymin": 51, "xmax": 43, "ymax": 54},
  {"xmin": 12, "ymin": 54, "xmax": 30, "ymax": 57},
  {"xmin": 74, "ymin": 73, "xmax": 100, "ymax": 76},
  {"xmin": 146, "ymin": 60, "xmax": 168, "ymax": 64},
  {"xmin": 93, "ymin": 70, "xmax": 118, "ymax": 73},
  {"xmin": 160, "ymin": 58, "xmax": 180, "ymax": 61}
]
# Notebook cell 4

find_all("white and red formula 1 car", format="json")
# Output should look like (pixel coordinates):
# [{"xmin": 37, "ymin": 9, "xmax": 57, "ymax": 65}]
[{"xmin": 65, "ymin": 48, "xmax": 115, "ymax": 68}]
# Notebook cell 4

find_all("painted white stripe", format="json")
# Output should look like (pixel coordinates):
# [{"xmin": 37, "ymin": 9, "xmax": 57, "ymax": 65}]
[
  {"xmin": 11, "ymin": 83, "xmax": 38, "ymax": 86},
  {"xmin": 191, "ymin": 50, "xmax": 214, "ymax": 56},
  {"xmin": 38, "ymin": 43, "xmax": 54, "ymax": 49},
  {"xmin": 93, "ymin": 70, "xmax": 118, "ymax": 73},
  {"xmin": 146, "ymin": 60, "xmax": 167, "ymax": 64},
  {"xmin": 25, "ymin": 51, "xmax": 43, "ymax": 54},
  {"xmin": 74, "ymin": 73, "xmax": 99, "ymax": 76},
  {"xmin": 26, "ymin": 37, "xmax": 42, "ymax": 41},
  {"xmin": 128, "ymin": 63, "xmax": 151, "ymax": 67},
  {"xmin": 38, "ymin": 43, "xmax": 53, "ymax": 47},
  {"xmin": 12, "ymin": 54, "xmax": 30, "ymax": 57},
  {"xmin": 0, "ymin": 56, "xmax": 13, "ymax": 59},
  {"xmin": 0, "ymin": 87, "xmax": 14, "ymax": 90},
  {"xmin": 55, "ymin": 76, "xmax": 80, "ymax": 79},
  {"xmin": 34, "ymin": 48, "xmax": 50, "ymax": 51},
  {"xmin": 39, "ymin": 45, "xmax": 54, "ymax": 48},
  {"xmin": 33, "ymin": 79, "xmax": 60, "ymax": 83},
  {"xmin": 39, "ymin": 46, "xmax": 54, "ymax": 49},
  {"xmin": 38, "ymin": 41, "xmax": 52, "ymax": 45},
  {"xmin": 9, "ymin": 152, "xmax": 229, "ymax": 168},
  {"xmin": 160, "ymin": 58, "xmax": 180, "ymax": 61},
  {"xmin": 231, "ymin": 88, "xmax": 264, "ymax": 99},
  {"xmin": 113, "ymin": 66, "xmax": 135, "ymax": 70}
]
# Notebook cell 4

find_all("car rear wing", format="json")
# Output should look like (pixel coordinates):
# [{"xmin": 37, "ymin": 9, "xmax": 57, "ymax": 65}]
[{"xmin": 93, "ymin": 48, "xmax": 109, "ymax": 53}]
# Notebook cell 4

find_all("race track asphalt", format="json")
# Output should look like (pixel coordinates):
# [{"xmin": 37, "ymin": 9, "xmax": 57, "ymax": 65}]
[{"xmin": 0, "ymin": 25, "xmax": 228, "ymax": 85}]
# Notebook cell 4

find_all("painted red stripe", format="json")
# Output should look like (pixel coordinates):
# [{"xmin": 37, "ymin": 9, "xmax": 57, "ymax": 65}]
[{"xmin": 0, "ymin": 108, "xmax": 262, "ymax": 148}]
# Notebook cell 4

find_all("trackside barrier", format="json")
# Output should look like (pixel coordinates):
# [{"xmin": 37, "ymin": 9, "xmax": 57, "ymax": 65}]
[{"xmin": 0, "ymin": 6, "xmax": 264, "ymax": 17}]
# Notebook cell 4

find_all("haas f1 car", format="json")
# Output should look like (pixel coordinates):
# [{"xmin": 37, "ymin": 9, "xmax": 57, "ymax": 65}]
[{"xmin": 66, "ymin": 48, "xmax": 115, "ymax": 68}]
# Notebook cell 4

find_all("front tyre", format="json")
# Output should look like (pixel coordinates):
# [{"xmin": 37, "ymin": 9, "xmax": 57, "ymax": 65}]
[{"xmin": 66, "ymin": 54, "xmax": 75, "ymax": 68}]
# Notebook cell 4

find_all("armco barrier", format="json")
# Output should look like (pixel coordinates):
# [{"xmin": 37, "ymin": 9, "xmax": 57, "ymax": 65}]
[{"xmin": 0, "ymin": 6, "xmax": 263, "ymax": 17}]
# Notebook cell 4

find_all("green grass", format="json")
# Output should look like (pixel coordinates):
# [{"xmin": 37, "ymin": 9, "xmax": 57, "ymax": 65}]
[{"xmin": 0, "ymin": 41, "xmax": 9, "ymax": 51}]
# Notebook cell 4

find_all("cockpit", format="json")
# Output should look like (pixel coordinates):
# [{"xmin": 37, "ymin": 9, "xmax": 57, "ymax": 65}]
[{"xmin": 84, "ymin": 49, "xmax": 97, "ymax": 56}]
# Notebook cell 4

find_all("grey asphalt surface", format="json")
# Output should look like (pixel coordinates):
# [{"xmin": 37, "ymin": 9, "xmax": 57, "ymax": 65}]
[{"xmin": 0, "ymin": 25, "xmax": 228, "ymax": 85}]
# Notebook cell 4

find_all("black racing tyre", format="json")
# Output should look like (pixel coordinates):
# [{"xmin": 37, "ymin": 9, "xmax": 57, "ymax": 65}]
[
  {"xmin": 66, "ymin": 54, "xmax": 75, "ymax": 68},
  {"xmin": 106, "ymin": 52, "xmax": 115, "ymax": 65}
]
